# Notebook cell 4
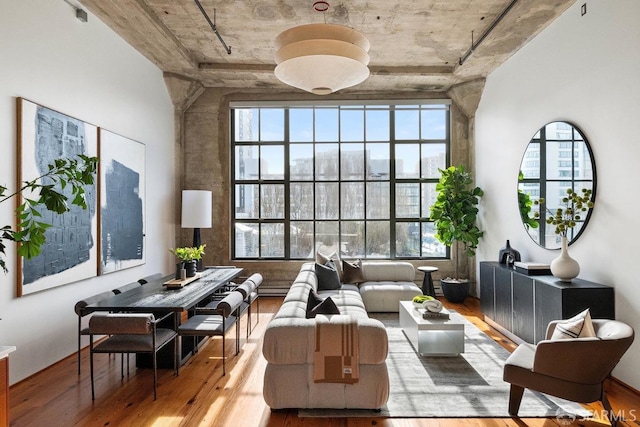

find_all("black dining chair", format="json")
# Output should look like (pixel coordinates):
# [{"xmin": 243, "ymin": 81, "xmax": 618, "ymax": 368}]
[
  {"xmin": 112, "ymin": 281, "xmax": 142, "ymax": 294},
  {"xmin": 89, "ymin": 312, "xmax": 178, "ymax": 400},
  {"xmin": 74, "ymin": 291, "xmax": 118, "ymax": 375},
  {"xmin": 178, "ymin": 291, "xmax": 244, "ymax": 376},
  {"xmin": 138, "ymin": 273, "xmax": 164, "ymax": 285},
  {"xmin": 236, "ymin": 273, "xmax": 263, "ymax": 338}
]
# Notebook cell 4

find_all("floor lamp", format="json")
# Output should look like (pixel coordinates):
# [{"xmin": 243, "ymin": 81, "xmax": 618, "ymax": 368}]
[{"xmin": 181, "ymin": 190, "xmax": 212, "ymax": 271}]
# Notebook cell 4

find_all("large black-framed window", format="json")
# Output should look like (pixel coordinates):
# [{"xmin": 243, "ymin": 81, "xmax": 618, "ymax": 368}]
[{"xmin": 231, "ymin": 101, "xmax": 450, "ymax": 260}]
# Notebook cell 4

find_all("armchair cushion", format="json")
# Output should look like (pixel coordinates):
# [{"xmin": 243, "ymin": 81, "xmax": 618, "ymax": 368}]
[{"xmin": 549, "ymin": 308, "xmax": 596, "ymax": 340}]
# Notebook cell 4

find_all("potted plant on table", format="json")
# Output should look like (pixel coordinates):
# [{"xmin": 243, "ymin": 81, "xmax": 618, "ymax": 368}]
[
  {"xmin": 430, "ymin": 166, "xmax": 484, "ymax": 303},
  {"xmin": 170, "ymin": 244, "xmax": 206, "ymax": 278}
]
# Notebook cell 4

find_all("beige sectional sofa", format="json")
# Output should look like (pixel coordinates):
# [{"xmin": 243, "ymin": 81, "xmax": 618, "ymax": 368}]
[{"xmin": 262, "ymin": 260, "xmax": 421, "ymax": 410}]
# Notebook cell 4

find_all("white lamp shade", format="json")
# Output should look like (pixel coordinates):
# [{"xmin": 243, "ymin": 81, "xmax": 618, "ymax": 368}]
[
  {"xmin": 274, "ymin": 23, "xmax": 370, "ymax": 95},
  {"xmin": 181, "ymin": 190, "xmax": 212, "ymax": 228}
]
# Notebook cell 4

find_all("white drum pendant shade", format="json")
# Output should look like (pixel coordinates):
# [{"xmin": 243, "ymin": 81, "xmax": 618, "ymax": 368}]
[{"xmin": 274, "ymin": 23, "xmax": 370, "ymax": 95}]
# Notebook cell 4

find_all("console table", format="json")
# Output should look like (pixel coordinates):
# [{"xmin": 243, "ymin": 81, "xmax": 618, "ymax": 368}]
[{"xmin": 479, "ymin": 262, "xmax": 614, "ymax": 344}]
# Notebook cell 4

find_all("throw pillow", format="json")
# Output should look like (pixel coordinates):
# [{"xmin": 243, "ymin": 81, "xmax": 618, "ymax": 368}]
[
  {"xmin": 342, "ymin": 259, "xmax": 365, "ymax": 284},
  {"xmin": 550, "ymin": 308, "xmax": 597, "ymax": 340},
  {"xmin": 306, "ymin": 290, "xmax": 324, "ymax": 318},
  {"xmin": 315, "ymin": 261, "xmax": 342, "ymax": 291},
  {"xmin": 307, "ymin": 294, "xmax": 340, "ymax": 319},
  {"xmin": 316, "ymin": 250, "xmax": 343, "ymax": 280}
]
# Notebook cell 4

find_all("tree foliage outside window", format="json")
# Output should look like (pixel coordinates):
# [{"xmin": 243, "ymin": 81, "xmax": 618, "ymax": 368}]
[{"xmin": 231, "ymin": 102, "xmax": 450, "ymax": 260}]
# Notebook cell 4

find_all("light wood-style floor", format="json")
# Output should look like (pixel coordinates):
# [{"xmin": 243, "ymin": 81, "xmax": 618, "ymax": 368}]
[{"xmin": 10, "ymin": 297, "xmax": 640, "ymax": 427}]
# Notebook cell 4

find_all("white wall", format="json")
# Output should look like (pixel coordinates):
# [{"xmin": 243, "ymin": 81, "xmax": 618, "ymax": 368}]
[
  {"xmin": 476, "ymin": 0, "xmax": 640, "ymax": 389},
  {"xmin": 0, "ymin": 0, "xmax": 176, "ymax": 383}
]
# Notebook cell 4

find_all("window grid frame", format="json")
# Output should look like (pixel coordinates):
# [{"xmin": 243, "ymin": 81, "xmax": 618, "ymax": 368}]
[{"xmin": 232, "ymin": 102, "xmax": 450, "ymax": 260}]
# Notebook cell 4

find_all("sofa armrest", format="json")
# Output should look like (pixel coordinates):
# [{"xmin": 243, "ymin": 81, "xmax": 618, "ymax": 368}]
[{"xmin": 263, "ymin": 317, "xmax": 388, "ymax": 365}]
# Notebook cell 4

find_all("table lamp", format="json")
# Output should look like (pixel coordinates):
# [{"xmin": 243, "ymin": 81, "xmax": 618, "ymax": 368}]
[{"xmin": 181, "ymin": 190, "xmax": 212, "ymax": 271}]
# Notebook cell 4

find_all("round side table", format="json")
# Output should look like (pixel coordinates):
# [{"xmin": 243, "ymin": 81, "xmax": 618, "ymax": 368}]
[{"xmin": 417, "ymin": 266, "xmax": 438, "ymax": 296}]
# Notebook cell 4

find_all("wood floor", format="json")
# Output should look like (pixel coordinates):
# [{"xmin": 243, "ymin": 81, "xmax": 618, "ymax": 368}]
[{"xmin": 10, "ymin": 297, "xmax": 640, "ymax": 427}]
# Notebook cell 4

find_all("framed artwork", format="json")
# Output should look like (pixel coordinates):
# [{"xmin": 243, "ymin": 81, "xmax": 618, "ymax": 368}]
[
  {"xmin": 16, "ymin": 98, "xmax": 99, "ymax": 296},
  {"xmin": 99, "ymin": 128, "xmax": 146, "ymax": 274}
]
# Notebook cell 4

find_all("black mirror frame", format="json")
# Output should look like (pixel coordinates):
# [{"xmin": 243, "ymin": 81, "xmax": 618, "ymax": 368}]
[{"xmin": 518, "ymin": 121, "xmax": 597, "ymax": 249}]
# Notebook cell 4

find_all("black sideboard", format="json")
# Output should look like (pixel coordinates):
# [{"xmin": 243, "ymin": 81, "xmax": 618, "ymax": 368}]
[{"xmin": 479, "ymin": 261, "xmax": 615, "ymax": 344}]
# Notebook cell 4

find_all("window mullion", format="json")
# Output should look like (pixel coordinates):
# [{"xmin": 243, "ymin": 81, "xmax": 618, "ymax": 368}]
[
  {"xmin": 284, "ymin": 109, "xmax": 290, "ymax": 259},
  {"xmin": 389, "ymin": 107, "xmax": 396, "ymax": 259}
]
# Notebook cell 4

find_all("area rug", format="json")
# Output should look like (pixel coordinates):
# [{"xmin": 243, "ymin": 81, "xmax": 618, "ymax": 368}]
[{"xmin": 299, "ymin": 311, "xmax": 593, "ymax": 418}]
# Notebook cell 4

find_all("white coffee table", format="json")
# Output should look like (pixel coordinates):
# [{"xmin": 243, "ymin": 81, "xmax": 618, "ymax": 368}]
[{"xmin": 399, "ymin": 300, "xmax": 465, "ymax": 356}]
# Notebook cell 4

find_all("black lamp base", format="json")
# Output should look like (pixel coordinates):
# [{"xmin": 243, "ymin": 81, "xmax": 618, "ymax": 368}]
[{"xmin": 193, "ymin": 228, "xmax": 203, "ymax": 271}]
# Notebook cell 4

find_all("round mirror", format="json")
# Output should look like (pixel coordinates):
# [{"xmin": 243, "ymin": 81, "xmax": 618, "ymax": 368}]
[{"xmin": 518, "ymin": 121, "xmax": 596, "ymax": 249}]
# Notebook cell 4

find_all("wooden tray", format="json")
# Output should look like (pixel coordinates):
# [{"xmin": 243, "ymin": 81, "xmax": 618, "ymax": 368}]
[{"xmin": 163, "ymin": 272, "xmax": 203, "ymax": 289}]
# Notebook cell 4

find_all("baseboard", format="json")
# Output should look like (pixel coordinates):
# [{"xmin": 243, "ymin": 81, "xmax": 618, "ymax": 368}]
[{"xmin": 484, "ymin": 316, "xmax": 525, "ymax": 345}]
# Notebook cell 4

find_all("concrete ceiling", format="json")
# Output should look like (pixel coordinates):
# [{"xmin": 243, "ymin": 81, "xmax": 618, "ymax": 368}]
[{"xmin": 79, "ymin": 0, "xmax": 576, "ymax": 93}]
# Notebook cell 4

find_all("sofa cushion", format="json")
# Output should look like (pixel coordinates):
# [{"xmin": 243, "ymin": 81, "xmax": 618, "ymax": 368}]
[
  {"xmin": 359, "ymin": 281, "xmax": 423, "ymax": 312},
  {"xmin": 263, "ymin": 316, "xmax": 388, "ymax": 365},
  {"xmin": 319, "ymin": 290, "xmax": 367, "ymax": 311},
  {"xmin": 343, "ymin": 259, "xmax": 365, "ymax": 284},
  {"xmin": 315, "ymin": 261, "xmax": 341, "ymax": 291},
  {"xmin": 361, "ymin": 261, "xmax": 415, "ymax": 282}
]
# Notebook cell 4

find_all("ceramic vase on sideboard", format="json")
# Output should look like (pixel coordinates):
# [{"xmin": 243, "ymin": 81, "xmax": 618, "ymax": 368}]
[{"xmin": 550, "ymin": 236, "xmax": 580, "ymax": 282}]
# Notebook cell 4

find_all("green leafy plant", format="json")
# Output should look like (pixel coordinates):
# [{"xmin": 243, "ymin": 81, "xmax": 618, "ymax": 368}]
[
  {"xmin": 170, "ymin": 244, "xmax": 206, "ymax": 262},
  {"xmin": 546, "ymin": 188, "xmax": 594, "ymax": 237},
  {"xmin": 518, "ymin": 171, "xmax": 541, "ymax": 230},
  {"xmin": 430, "ymin": 165, "xmax": 484, "ymax": 279},
  {"xmin": 412, "ymin": 295, "xmax": 435, "ymax": 303},
  {"xmin": 0, "ymin": 155, "xmax": 99, "ymax": 273}
]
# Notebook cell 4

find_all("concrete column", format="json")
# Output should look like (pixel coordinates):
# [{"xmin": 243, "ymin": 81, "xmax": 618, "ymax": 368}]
[
  {"xmin": 447, "ymin": 78, "xmax": 486, "ymax": 292},
  {"xmin": 162, "ymin": 73, "xmax": 205, "ymax": 246}
]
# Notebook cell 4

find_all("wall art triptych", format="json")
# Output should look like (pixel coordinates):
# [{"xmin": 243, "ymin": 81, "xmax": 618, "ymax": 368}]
[{"xmin": 16, "ymin": 98, "xmax": 146, "ymax": 296}]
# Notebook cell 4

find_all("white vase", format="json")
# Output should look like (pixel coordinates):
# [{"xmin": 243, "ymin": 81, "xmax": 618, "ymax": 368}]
[{"xmin": 550, "ymin": 236, "xmax": 580, "ymax": 282}]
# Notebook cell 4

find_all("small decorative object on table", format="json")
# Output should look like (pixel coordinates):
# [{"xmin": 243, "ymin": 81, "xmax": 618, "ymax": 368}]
[
  {"xmin": 418, "ymin": 307, "xmax": 450, "ymax": 320},
  {"xmin": 412, "ymin": 295, "xmax": 443, "ymax": 313},
  {"xmin": 169, "ymin": 244, "xmax": 206, "ymax": 278},
  {"xmin": 163, "ymin": 272, "xmax": 203, "ymax": 289},
  {"xmin": 513, "ymin": 261, "xmax": 551, "ymax": 276},
  {"xmin": 498, "ymin": 240, "xmax": 521, "ymax": 266},
  {"xmin": 546, "ymin": 188, "xmax": 594, "ymax": 282}
]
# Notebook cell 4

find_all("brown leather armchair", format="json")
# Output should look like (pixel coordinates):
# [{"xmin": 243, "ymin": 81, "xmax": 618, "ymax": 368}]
[{"xmin": 503, "ymin": 319, "xmax": 634, "ymax": 426}]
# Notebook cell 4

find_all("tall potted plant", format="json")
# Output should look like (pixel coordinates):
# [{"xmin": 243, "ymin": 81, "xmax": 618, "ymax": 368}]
[{"xmin": 430, "ymin": 166, "xmax": 484, "ymax": 303}]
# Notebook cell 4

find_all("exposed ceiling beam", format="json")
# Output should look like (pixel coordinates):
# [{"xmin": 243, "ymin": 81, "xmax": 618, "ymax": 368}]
[{"xmin": 198, "ymin": 63, "xmax": 454, "ymax": 76}]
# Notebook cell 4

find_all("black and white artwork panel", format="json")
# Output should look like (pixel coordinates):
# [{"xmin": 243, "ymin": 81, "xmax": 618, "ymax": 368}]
[
  {"xmin": 99, "ymin": 128, "xmax": 145, "ymax": 274},
  {"xmin": 17, "ymin": 98, "xmax": 98, "ymax": 296}
]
